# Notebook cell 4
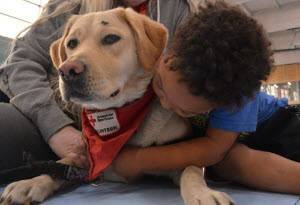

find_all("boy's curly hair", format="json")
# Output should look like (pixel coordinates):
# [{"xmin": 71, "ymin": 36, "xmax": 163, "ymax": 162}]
[{"xmin": 170, "ymin": 1, "xmax": 273, "ymax": 108}]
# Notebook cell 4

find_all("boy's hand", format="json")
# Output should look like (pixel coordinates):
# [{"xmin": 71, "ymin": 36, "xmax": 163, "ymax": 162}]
[{"xmin": 113, "ymin": 146, "xmax": 143, "ymax": 182}]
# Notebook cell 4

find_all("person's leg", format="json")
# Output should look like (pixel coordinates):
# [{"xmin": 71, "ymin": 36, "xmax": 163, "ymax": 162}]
[
  {"xmin": 212, "ymin": 143, "xmax": 300, "ymax": 194},
  {"xmin": 212, "ymin": 105, "xmax": 300, "ymax": 194},
  {"xmin": 0, "ymin": 103, "xmax": 58, "ymax": 171},
  {"xmin": 0, "ymin": 90, "xmax": 8, "ymax": 103}
]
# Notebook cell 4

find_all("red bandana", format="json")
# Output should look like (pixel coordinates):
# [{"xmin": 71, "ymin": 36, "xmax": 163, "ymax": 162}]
[{"xmin": 82, "ymin": 87, "xmax": 155, "ymax": 181}]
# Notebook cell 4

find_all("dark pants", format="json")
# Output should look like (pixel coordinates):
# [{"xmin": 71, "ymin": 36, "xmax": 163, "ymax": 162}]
[
  {"xmin": 0, "ymin": 90, "xmax": 8, "ymax": 103},
  {"xmin": 242, "ymin": 105, "xmax": 300, "ymax": 162},
  {"xmin": 0, "ymin": 103, "xmax": 57, "ymax": 171}
]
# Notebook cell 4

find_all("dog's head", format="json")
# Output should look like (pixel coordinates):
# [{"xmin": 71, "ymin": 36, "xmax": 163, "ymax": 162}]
[{"xmin": 50, "ymin": 8, "xmax": 167, "ymax": 109}]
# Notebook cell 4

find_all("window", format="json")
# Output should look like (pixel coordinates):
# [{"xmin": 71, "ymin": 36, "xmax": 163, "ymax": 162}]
[
  {"xmin": 262, "ymin": 82, "xmax": 300, "ymax": 104},
  {"xmin": 263, "ymin": 64, "xmax": 300, "ymax": 104},
  {"xmin": 0, "ymin": 0, "xmax": 48, "ymax": 38}
]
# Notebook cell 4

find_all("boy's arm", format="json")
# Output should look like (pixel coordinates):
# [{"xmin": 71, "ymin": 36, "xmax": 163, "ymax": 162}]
[{"xmin": 113, "ymin": 128, "xmax": 239, "ymax": 180}]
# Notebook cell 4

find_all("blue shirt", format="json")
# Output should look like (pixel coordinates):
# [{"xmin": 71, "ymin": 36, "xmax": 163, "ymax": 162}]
[{"xmin": 209, "ymin": 92, "xmax": 288, "ymax": 132}]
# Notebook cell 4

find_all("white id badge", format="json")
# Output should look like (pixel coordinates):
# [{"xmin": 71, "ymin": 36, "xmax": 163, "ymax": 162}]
[{"xmin": 87, "ymin": 110, "xmax": 120, "ymax": 136}]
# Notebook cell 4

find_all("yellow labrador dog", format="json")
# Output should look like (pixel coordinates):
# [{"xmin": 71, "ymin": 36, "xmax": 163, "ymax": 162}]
[{"xmin": 0, "ymin": 8, "xmax": 234, "ymax": 205}]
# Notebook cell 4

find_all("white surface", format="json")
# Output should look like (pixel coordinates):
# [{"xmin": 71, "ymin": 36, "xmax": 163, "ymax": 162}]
[
  {"xmin": 1, "ymin": 179, "xmax": 298, "ymax": 205},
  {"xmin": 30, "ymin": 180, "xmax": 300, "ymax": 205}
]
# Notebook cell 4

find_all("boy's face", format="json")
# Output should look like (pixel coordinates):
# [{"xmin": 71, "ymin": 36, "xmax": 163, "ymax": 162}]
[{"xmin": 152, "ymin": 52, "xmax": 215, "ymax": 118}]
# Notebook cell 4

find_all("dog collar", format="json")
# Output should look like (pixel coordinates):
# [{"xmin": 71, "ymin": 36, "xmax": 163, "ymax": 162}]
[{"xmin": 82, "ymin": 87, "xmax": 155, "ymax": 181}]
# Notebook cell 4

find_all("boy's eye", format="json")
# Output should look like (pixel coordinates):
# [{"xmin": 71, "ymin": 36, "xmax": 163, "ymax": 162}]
[
  {"xmin": 164, "ymin": 58, "xmax": 169, "ymax": 64},
  {"xmin": 179, "ymin": 110, "xmax": 198, "ymax": 117},
  {"xmin": 180, "ymin": 109, "xmax": 191, "ymax": 115},
  {"xmin": 67, "ymin": 39, "xmax": 79, "ymax": 49},
  {"xmin": 163, "ymin": 54, "xmax": 175, "ymax": 65},
  {"xmin": 177, "ymin": 107, "xmax": 200, "ymax": 117}
]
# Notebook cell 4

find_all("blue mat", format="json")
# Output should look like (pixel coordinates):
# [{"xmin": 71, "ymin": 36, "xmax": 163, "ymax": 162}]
[
  {"xmin": 2, "ymin": 179, "xmax": 297, "ymax": 205},
  {"xmin": 1, "ymin": 179, "xmax": 299, "ymax": 205}
]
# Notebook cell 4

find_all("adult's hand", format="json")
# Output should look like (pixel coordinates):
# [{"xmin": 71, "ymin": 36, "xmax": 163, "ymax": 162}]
[{"xmin": 48, "ymin": 126, "xmax": 89, "ymax": 168}]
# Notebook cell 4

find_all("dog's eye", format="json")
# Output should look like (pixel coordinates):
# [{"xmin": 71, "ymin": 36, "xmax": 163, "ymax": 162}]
[
  {"xmin": 101, "ymin": 34, "xmax": 121, "ymax": 45},
  {"xmin": 67, "ymin": 39, "xmax": 79, "ymax": 49}
]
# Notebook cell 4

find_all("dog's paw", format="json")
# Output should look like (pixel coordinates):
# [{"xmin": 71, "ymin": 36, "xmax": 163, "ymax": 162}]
[
  {"xmin": 183, "ymin": 188, "xmax": 235, "ymax": 205},
  {"xmin": 0, "ymin": 175, "xmax": 60, "ymax": 205}
]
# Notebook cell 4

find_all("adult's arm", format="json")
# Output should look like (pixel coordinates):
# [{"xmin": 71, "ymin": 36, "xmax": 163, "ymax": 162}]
[{"xmin": 0, "ymin": 0, "xmax": 76, "ymax": 142}]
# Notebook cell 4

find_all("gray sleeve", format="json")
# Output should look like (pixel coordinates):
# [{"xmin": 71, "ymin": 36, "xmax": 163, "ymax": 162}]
[
  {"xmin": 175, "ymin": 0, "xmax": 190, "ymax": 27},
  {"xmin": 158, "ymin": 0, "xmax": 191, "ymax": 43},
  {"xmin": 0, "ymin": 4, "xmax": 74, "ymax": 142}
]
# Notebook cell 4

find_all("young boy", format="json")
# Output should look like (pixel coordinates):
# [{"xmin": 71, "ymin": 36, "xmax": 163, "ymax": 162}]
[{"xmin": 113, "ymin": 2, "xmax": 300, "ymax": 194}]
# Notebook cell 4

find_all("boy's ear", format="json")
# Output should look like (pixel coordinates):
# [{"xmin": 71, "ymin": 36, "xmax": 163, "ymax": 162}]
[
  {"xmin": 122, "ymin": 8, "xmax": 168, "ymax": 71},
  {"xmin": 50, "ymin": 15, "xmax": 78, "ymax": 69}
]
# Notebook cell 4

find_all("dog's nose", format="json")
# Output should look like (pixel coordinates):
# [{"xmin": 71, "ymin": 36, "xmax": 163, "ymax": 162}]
[{"xmin": 58, "ymin": 61, "xmax": 86, "ymax": 79}]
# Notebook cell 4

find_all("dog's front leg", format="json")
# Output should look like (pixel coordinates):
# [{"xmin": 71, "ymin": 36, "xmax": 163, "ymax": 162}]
[
  {"xmin": 180, "ymin": 166, "xmax": 235, "ymax": 205},
  {"xmin": 0, "ymin": 158, "xmax": 76, "ymax": 205},
  {"xmin": 0, "ymin": 175, "xmax": 63, "ymax": 205}
]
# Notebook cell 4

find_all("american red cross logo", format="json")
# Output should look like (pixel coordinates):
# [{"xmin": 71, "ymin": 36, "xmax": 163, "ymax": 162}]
[{"xmin": 88, "ymin": 115, "xmax": 96, "ymax": 127}]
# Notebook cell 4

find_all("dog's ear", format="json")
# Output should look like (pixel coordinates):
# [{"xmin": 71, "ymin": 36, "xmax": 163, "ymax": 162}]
[
  {"xmin": 50, "ymin": 15, "xmax": 78, "ymax": 69},
  {"xmin": 123, "ymin": 8, "xmax": 168, "ymax": 71}
]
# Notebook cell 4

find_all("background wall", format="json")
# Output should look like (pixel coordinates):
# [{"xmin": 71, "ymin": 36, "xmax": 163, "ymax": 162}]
[
  {"xmin": 227, "ymin": 0, "xmax": 300, "ymax": 104},
  {"xmin": 227, "ymin": 0, "xmax": 300, "ymax": 66}
]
